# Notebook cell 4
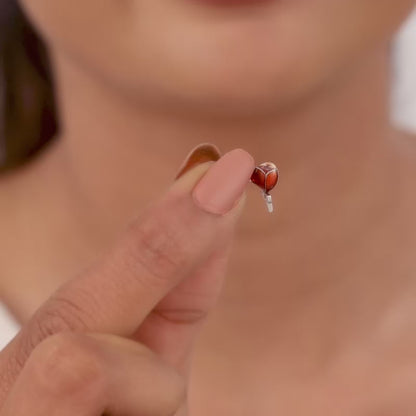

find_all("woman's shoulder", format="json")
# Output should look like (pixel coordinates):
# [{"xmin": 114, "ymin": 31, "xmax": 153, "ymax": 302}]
[
  {"xmin": 0, "ymin": 168, "xmax": 26, "ymax": 295},
  {"xmin": 394, "ymin": 128, "xmax": 416, "ymax": 167},
  {"xmin": 393, "ymin": 128, "xmax": 416, "ymax": 234},
  {"xmin": 0, "ymin": 162, "xmax": 32, "ymax": 230}
]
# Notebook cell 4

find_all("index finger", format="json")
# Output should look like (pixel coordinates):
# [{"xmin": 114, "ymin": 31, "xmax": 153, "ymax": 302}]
[{"xmin": 0, "ymin": 148, "xmax": 254, "ymax": 399}]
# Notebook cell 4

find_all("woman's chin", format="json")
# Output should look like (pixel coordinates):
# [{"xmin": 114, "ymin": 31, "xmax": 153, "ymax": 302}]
[
  {"xmin": 151, "ymin": 63, "xmax": 316, "ymax": 118},
  {"xmin": 144, "ymin": 80, "xmax": 297, "ymax": 119}
]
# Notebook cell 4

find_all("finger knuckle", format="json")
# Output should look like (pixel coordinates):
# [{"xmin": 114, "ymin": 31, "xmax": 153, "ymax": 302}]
[
  {"xmin": 125, "ymin": 198, "xmax": 195, "ymax": 285},
  {"xmin": 28, "ymin": 332, "xmax": 105, "ymax": 398},
  {"xmin": 22, "ymin": 294, "xmax": 91, "ymax": 357},
  {"xmin": 153, "ymin": 307, "xmax": 210, "ymax": 325}
]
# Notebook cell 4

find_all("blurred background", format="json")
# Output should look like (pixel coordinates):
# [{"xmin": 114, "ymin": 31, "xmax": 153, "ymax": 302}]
[
  {"xmin": 1, "ymin": 7, "xmax": 416, "ymax": 348},
  {"xmin": 392, "ymin": 9, "xmax": 416, "ymax": 132}
]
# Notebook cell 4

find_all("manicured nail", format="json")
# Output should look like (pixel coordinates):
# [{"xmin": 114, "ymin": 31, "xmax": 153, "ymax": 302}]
[
  {"xmin": 192, "ymin": 148, "xmax": 255, "ymax": 215},
  {"xmin": 175, "ymin": 143, "xmax": 222, "ymax": 180}
]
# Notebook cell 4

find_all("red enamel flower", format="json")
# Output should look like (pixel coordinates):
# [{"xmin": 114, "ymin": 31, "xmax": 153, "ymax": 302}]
[{"xmin": 250, "ymin": 162, "xmax": 279, "ymax": 194}]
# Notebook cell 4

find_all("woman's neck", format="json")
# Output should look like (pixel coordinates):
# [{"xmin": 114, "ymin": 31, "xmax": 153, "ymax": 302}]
[
  {"xmin": 3, "ymin": 45, "xmax": 413, "ymax": 328},
  {"xmin": 46, "ymin": 46, "xmax": 395, "ymax": 231}
]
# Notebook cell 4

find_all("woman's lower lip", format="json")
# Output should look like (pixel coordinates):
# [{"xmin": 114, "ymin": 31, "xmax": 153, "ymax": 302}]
[{"xmin": 190, "ymin": 0, "xmax": 275, "ymax": 6}]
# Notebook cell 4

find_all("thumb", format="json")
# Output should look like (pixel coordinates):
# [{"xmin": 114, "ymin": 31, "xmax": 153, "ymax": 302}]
[{"xmin": 0, "ymin": 145, "xmax": 254, "ymax": 399}]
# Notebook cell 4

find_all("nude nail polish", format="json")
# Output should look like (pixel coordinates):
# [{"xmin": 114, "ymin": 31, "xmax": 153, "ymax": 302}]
[{"xmin": 192, "ymin": 148, "xmax": 255, "ymax": 215}]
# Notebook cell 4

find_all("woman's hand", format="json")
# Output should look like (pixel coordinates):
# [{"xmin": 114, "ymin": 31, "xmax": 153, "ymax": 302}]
[{"xmin": 0, "ymin": 147, "xmax": 255, "ymax": 416}]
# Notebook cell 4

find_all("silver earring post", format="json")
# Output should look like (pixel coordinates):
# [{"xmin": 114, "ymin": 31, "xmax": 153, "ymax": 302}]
[{"xmin": 263, "ymin": 192, "xmax": 274, "ymax": 213}]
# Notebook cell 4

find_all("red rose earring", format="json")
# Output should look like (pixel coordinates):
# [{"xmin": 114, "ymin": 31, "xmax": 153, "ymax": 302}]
[{"xmin": 250, "ymin": 162, "xmax": 279, "ymax": 213}]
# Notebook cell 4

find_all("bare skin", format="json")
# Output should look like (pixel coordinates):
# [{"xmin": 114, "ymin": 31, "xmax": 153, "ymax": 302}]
[{"xmin": 1, "ymin": 0, "xmax": 416, "ymax": 414}]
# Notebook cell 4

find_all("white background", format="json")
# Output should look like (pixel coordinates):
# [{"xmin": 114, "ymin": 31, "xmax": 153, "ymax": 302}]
[{"xmin": 393, "ymin": 9, "xmax": 416, "ymax": 131}]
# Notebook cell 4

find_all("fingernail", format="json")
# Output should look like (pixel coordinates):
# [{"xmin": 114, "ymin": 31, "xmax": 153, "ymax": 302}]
[
  {"xmin": 175, "ymin": 143, "xmax": 222, "ymax": 180},
  {"xmin": 192, "ymin": 148, "xmax": 255, "ymax": 215}
]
